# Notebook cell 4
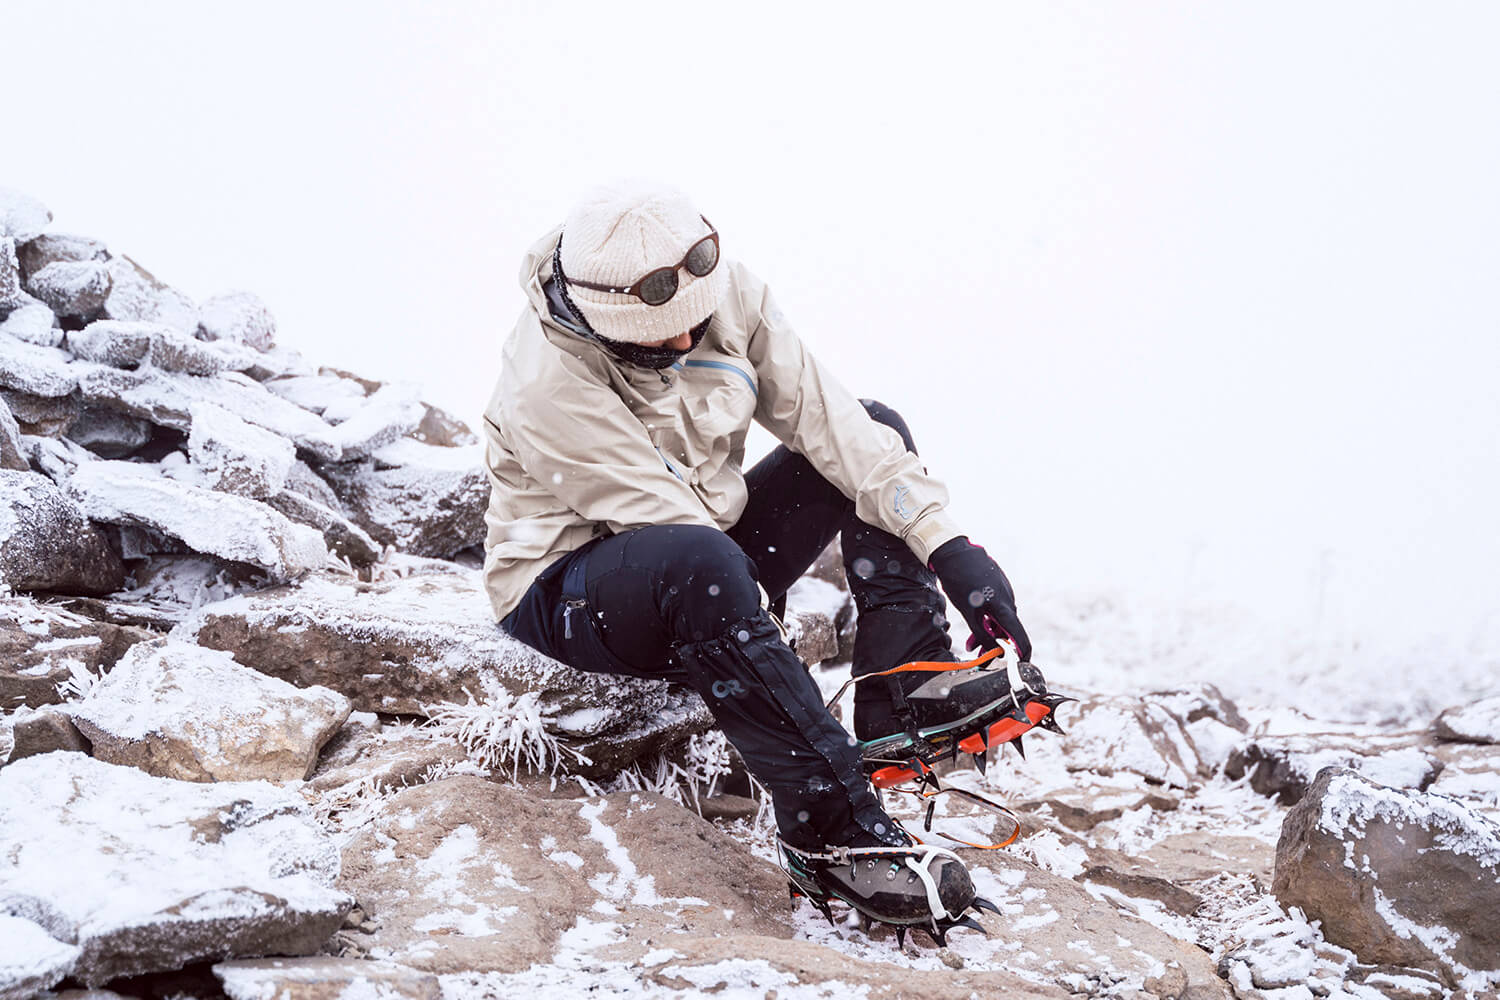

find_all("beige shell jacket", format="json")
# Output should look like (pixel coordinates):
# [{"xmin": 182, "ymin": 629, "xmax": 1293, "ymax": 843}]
[{"xmin": 480, "ymin": 228, "xmax": 963, "ymax": 622}]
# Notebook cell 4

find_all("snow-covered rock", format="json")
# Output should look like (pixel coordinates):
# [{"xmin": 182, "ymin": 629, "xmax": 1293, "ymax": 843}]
[
  {"xmin": 26, "ymin": 259, "xmax": 111, "ymax": 318},
  {"xmin": 412, "ymin": 401, "xmax": 478, "ymax": 447},
  {"xmin": 0, "ymin": 914, "xmax": 79, "ymax": 1000},
  {"xmin": 0, "ymin": 397, "xmax": 24, "ymax": 471},
  {"xmin": 1434, "ymin": 695, "xmax": 1500, "ymax": 745},
  {"xmin": 77, "ymin": 365, "xmax": 342, "ymax": 460},
  {"xmin": 64, "ymin": 405, "xmax": 154, "ymax": 458},
  {"xmin": 1058, "ymin": 693, "xmax": 1206, "ymax": 788},
  {"xmin": 265, "ymin": 488, "xmax": 380, "ymax": 566},
  {"xmin": 0, "ymin": 705, "xmax": 89, "ymax": 766},
  {"xmin": 189, "ymin": 401, "xmax": 296, "ymax": 498},
  {"xmin": 265, "ymin": 373, "xmax": 366, "ymax": 415},
  {"xmin": 0, "ymin": 470, "xmax": 126, "ymax": 596},
  {"xmin": 16, "ymin": 232, "xmax": 108, "ymax": 281},
  {"xmin": 197, "ymin": 290, "xmax": 276, "ymax": 351},
  {"xmin": 0, "ymin": 753, "xmax": 352, "ymax": 985},
  {"xmin": 784, "ymin": 607, "xmax": 838, "ymax": 666},
  {"xmin": 0, "ymin": 332, "xmax": 79, "ymax": 398},
  {"xmin": 317, "ymin": 440, "xmax": 486, "ymax": 558},
  {"xmin": 0, "ymin": 596, "xmax": 155, "ymax": 710},
  {"xmin": 0, "ymin": 237, "xmax": 23, "ymax": 312},
  {"xmin": 214, "ymin": 957, "xmax": 440, "ymax": 1000},
  {"xmin": 101, "ymin": 254, "xmax": 197, "ymax": 334},
  {"xmin": 1, "ymin": 388, "xmax": 78, "ymax": 437},
  {"xmin": 1226, "ymin": 733, "xmax": 1443, "ymax": 805},
  {"xmin": 325, "ymin": 382, "xmax": 425, "ymax": 460},
  {"xmin": 67, "ymin": 318, "xmax": 229, "ymax": 376},
  {"xmin": 177, "ymin": 571, "xmax": 713, "ymax": 776},
  {"xmin": 0, "ymin": 299, "xmax": 60, "ymax": 347},
  {"xmin": 0, "ymin": 188, "xmax": 51, "ymax": 243},
  {"xmin": 69, "ymin": 459, "xmax": 328, "ymax": 581},
  {"xmin": 71, "ymin": 638, "xmax": 349, "ymax": 782},
  {"xmin": 1273, "ymin": 766, "xmax": 1500, "ymax": 990},
  {"xmin": 337, "ymin": 781, "xmax": 791, "ymax": 974}
]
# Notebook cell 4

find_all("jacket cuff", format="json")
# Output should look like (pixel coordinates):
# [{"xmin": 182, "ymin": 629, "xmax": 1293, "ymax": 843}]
[{"xmin": 904, "ymin": 510, "xmax": 964, "ymax": 564}]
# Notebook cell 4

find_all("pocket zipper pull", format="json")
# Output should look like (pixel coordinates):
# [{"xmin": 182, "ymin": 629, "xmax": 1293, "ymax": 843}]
[{"xmin": 563, "ymin": 599, "xmax": 586, "ymax": 639}]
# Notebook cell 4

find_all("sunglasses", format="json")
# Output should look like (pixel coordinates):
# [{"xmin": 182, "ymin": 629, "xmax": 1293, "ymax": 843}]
[{"xmin": 563, "ymin": 217, "xmax": 720, "ymax": 306}]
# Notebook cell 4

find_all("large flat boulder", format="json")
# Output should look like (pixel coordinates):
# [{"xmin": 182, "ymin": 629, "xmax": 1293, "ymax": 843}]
[
  {"xmin": 0, "ymin": 470, "xmax": 125, "ymax": 596},
  {"xmin": 0, "ymin": 332, "xmax": 79, "ymax": 398},
  {"xmin": 16, "ymin": 232, "xmax": 108, "ymax": 282},
  {"xmin": 264, "ymin": 488, "xmax": 380, "ymax": 566},
  {"xmin": 336, "ymin": 780, "xmax": 791, "ymax": 974},
  {"xmin": 67, "ymin": 319, "xmax": 228, "ymax": 376},
  {"xmin": 316, "ymin": 440, "xmax": 486, "ymax": 558},
  {"xmin": 0, "ymin": 596, "xmax": 155, "ymax": 710},
  {"xmin": 26, "ymin": 260, "xmax": 110, "ymax": 319},
  {"xmin": 0, "ymin": 753, "xmax": 352, "ymax": 986},
  {"xmin": 1273, "ymin": 766, "xmax": 1500, "ymax": 990},
  {"xmin": 2, "ymin": 388, "xmax": 78, "ymax": 436},
  {"xmin": 70, "ymin": 459, "xmax": 327, "ymax": 581},
  {"xmin": 71, "ymin": 638, "xmax": 350, "ymax": 782},
  {"xmin": 323, "ymin": 383, "xmax": 425, "ymax": 460},
  {"xmin": 176, "ymin": 572, "xmax": 713, "ymax": 776},
  {"xmin": 1226, "ymin": 733, "xmax": 1443, "ymax": 805},
  {"xmin": 188, "ymin": 401, "xmax": 295, "ymax": 498},
  {"xmin": 214, "ymin": 958, "xmax": 439, "ymax": 1000}
]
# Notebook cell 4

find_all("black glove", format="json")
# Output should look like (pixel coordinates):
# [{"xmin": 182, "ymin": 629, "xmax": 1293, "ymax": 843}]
[{"xmin": 929, "ymin": 536, "xmax": 1032, "ymax": 662}]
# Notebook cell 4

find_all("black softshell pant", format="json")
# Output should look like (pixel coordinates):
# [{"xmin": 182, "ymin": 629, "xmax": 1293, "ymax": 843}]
[{"xmin": 501, "ymin": 401, "xmax": 953, "ymax": 849}]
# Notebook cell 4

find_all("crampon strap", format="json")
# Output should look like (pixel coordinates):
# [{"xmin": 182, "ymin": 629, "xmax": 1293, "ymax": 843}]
[
  {"xmin": 824, "ymin": 643, "xmax": 1014, "ymax": 713},
  {"xmin": 885, "ymin": 782, "xmax": 1023, "ymax": 851},
  {"xmin": 779, "ymin": 840, "xmax": 965, "ymax": 922}
]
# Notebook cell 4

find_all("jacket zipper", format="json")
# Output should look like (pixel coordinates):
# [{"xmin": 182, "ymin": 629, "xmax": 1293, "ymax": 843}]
[{"xmin": 563, "ymin": 598, "xmax": 586, "ymax": 639}]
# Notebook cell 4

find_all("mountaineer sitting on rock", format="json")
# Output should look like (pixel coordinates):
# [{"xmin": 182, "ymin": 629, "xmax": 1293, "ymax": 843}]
[{"xmin": 481, "ymin": 179, "xmax": 1055, "ymax": 939}]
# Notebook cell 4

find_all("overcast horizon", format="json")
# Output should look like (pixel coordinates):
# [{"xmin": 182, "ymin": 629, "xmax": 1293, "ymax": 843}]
[{"xmin": 7, "ymin": 1, "xmax": 1498, "ymax": 683}]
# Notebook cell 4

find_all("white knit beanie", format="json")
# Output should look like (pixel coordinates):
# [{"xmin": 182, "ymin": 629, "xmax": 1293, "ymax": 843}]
[{"xmin": 559, "ymin": 180, "xmax": 729, "ymax": 345}]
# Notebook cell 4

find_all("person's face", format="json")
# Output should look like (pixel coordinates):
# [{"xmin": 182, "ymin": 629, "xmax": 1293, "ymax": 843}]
[{"xmin": 638, "ymin": 331, "xmax": 694, "ymax": 350}]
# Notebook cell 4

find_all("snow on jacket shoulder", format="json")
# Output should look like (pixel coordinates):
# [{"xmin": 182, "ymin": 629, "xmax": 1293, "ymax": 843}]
[{"xmin": 480, "ymin": 227, "xmax": 961, "ymax": 622}]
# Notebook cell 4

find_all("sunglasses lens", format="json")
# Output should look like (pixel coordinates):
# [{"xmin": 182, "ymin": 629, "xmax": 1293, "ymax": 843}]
[
  {"xmin": 638, "ymin": 269, "xmax": 678, "ymax": 306},
  {"xmin": 685, "ymin": 236, "xmax": 718, "ymax": 277}
]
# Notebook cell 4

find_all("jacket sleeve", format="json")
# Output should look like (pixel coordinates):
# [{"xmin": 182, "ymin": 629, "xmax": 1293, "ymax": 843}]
[
  {"xmin": 494, "ymin": 350, "xmax": 719, "ymax": 534},
  {"xmin": 741, "ymin": 269, "xmax": 964, "ymax": 562}
]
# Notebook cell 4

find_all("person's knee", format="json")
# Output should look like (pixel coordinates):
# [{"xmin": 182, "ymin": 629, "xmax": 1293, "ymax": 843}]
[
  {"xmin": 859, "ymin": 398, "xmax": 918, "ymax": 454},
  {"xmin": 641, "ymin": 524, "xmax": 762, "ymax": 640}
]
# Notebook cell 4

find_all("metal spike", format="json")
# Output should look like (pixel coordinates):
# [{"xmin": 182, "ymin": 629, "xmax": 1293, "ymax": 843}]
[
  {"xmin": 948, "ymin": 915, "xmax": 988, "ymax": 936},
  {"xmin": 895, "ymin": 925, "xmax": 907, "ymax": 949},
  {"xmin": 1009, "ymin": 735, "xmax": 1027, "ymax": 760},
  {"xmin": 787, "ymin": 883, "xmax": 800, "ymax": 900},
  {"xmin": 1037, "ymin": 713, "xmax": 1064, "ymax": 734},
  {"xmin": 974, "ymin": 751, "xmax": 988, "ymax": 776},
  {"xmin": 928, "ymin": 924, "xmax": 948, "ymax": 947},
  {"xmin": 971, "ymin": 895, "xmax": 1002, "ymax": 916}
]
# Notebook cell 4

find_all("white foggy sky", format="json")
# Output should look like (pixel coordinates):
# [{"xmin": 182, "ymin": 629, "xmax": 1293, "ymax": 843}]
[{"xmin": 7, "ymin": 1, "xmax": 1499, "ymax": 668}]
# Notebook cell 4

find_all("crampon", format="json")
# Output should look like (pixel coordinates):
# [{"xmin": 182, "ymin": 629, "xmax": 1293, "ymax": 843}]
[{"xmin": 779, "ymin": 838, "xmax": 1001, "ymax": 948}]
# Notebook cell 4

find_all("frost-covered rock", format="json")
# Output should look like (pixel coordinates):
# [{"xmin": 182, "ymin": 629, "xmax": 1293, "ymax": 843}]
[
  {"xmin": 1058, "ymin": 693, "xmax": 1205, "ymax": 788},
  {"xmin": 77, "ymin": 366, "xmax": 342, "ymax": 460},
  {"xmin": 1433, "ymin": 696, "xmax": 1500, "ymax": 745},
  {"xmin": 325, "ymin": 383, "xmax": 425, "ymax": 460},
  {"xmin": 0, "ymin": 397, "xmax": 24, "ymax": 471},
  {"xmin": 0, "ymin": 332, "xmax": 79, "ymax": 398},
  {"xmin": 198, "ymin": 290, "xmax": 276, "ymax": 351},
  {"xmin": 0, "ymin": 753, "xmax": 352, "ymax": 985},
  {"xmin": 1, "ymin": 388, "xmax": 78, "ymax": 436},
  {"xmin": 0, "ymin": 299, "xmax": 60, "ymax": 347},
  {"xmin": 0, "ymin": 914, "xmax": 79, "ymax": 1000},
  {"xmin": 1226, "ymin": 733, "xmax": 1443, "ymax": 805},
  {"xmin": 67, "ymin": 318, "xmax": 228, "ymax": 376},
  {"xmin": 412, "ymin": 401, "xmax": 478, "ymax": 447},
  {"xmin": 1273, "ymin": 767, "xmax": 1500, "ymax": 989},
  {"xmin": 22, "ymin": 433, "xmax": 95, "ymax": 485},
  {"xmin": 178, "ymin": 572, "xmax": 712, "ymax": 775},
  {"xmin": 265, "ymin": 488, "xmax": 380, "ymax": 566},
  {"xmin": 0, "ymin": 596, "xmax": 155, "ymax": 710},
  {"xmin": 0, "ymin": 471, "xmax": 125, "ymax": 596},
  {"xmin": 71, "ymin": 638, "xmax": 350, "ymax": 782},
  {"xmin": 189, "ymin": 401, "xmax": 295, "ymax": 498},
  {"xmin": 70, "ymin": 459, "xmax": 327, "ymax": 581},
  {"xmin": 0, "ymin": 705, "xmax": 89, "ymax": 765},
  {"xmin": 307, "ymin": 715, "xmax": 469, "ymax": 800},
  {"xmin": 0, "ymin": 237, "xmax": 23, "ymax": 312},
  {"xmin": 214, "ymin": 957, "xmax": 440, "ymax": 1000},
  {"xmin": 265, "ymin": 373, "xmax": 366, "ymax": 415},
  {"xmin": 784, "ymin": 607, "xmax": 838, "ymax": 666},
  {"xmin": 337, "ymin": 781, "xmax": 791, "ymax": 974},
  {"xmin": 317, "ymin": 440, "xmax": 486, "ymax": 558},
  {"xmin": 0, "ymin": 188, "xmax": 51, "ymax": 243},
  {"xmin": 26, "ymin": 260, "xmax": 111, "ymax": 318},
  {"xmin": 16, "ymin": 232, "xmax": 108, "ymax": 281},
  {"xmin": 64, "ymin": 405, "xmax": 154, "ymax": 458},
  {"xmin": 101, "ymin": 255, "xmax": 197, "ymax": 334}
]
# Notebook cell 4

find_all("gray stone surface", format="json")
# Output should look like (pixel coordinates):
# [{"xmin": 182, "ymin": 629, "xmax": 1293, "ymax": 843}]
[
  {"xmin": 0, "ymin": 470, "xmax": 125, "ymax": 597},
  {"xmin": 71, "ymin": 638, "xmax": 350, "ymax": 782},
  {"xmin": 26, "ymin": 260, "xmax": 111, "ymax": 317},
  {"xmin": 0, "ymin": 596, "xmax": 156, "ymax": 710},
  {"xmin": 16, "ymin": 232, "xmax": 108, "ymax": 281},
  {"xmin": 0, "ymin": 397, "xmax": 25, "ymax": 471},
  {"xmin": 64, "ymin": 406, "xmax": 154, "ymax": 458},
  {"xmin": 1226, "ymin": 733, "xmax": 1443, "ymax": 805},
  {"xmin": 317, "ymin": 441, "xmax": 486, "ymax": 558},
  {"xmin": 0, "ymin": 752, "xmax": 352, "ymax": 986},
  {"xmin": 188, "ymin": 401, "xmax": 295, "ymax": 498},
  {"xmin": 177, "ymin": 571, "xmax": 713, "ymax": 776},
  {"xmin": 1, "ymin": 706, "xmax": 90, "ymax": 765},
  {"xmin": 265, "ymin": 487, "xmax": 380, "ymax": 566},
  {"xmin": 1, "ymin": 388, "xmax": 78, "ymax": 436}
]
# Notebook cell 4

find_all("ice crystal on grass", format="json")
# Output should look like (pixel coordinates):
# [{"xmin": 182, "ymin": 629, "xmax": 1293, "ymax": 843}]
[
  {"xmin": 423, "ymin": 686, "xmax": 590, "ymax": 780},
  {"xmin": 56, "ymin": 659, "xmax": 104, "ymax": 701}
]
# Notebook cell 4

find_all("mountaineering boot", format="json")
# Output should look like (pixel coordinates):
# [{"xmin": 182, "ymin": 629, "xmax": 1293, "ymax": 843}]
[{"xmin": 779, "ymin": 826, "xmax": 993, "ymax": 946}]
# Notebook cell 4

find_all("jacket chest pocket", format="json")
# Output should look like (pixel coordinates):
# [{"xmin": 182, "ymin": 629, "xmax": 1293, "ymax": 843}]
[{"xmin": 677, "ymin": 359, "xmax": 757, "ymax": 459}]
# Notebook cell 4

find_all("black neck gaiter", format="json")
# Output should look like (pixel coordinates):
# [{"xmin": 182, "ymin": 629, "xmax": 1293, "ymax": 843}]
[{"xmin": 550, "ymin": 241, "xmax": 710, "ymax": 370}]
